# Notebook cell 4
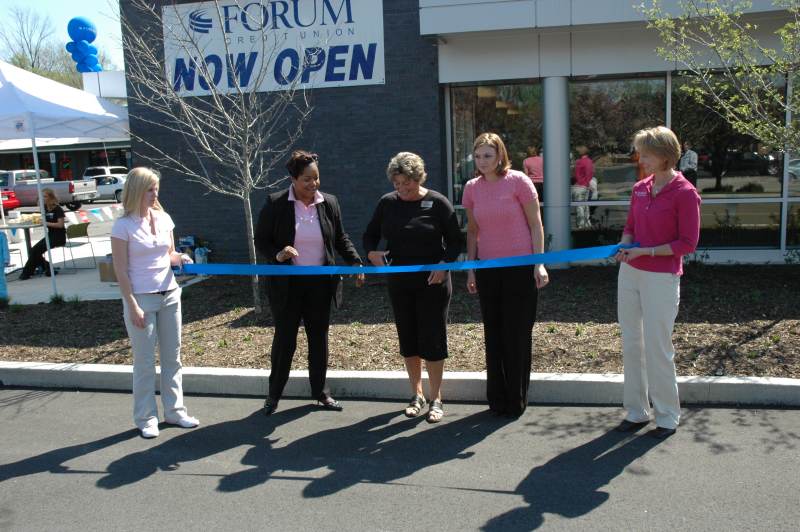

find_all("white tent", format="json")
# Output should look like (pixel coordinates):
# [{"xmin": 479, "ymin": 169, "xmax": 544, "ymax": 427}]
[{"xmin": 0, "ymin": 60, "xmax": 129, "ymax": 297}]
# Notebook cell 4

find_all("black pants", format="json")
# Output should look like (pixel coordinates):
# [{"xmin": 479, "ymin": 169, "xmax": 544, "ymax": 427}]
[
  {"xmin": 683, "ymin": 169, "xmax": 698, "ymax": 187},
  {"xmin": 21, "ymin": 236, "xmax": 65, "ymax": 277},
  {"xmin": 475, "ymin": 266, "xmax": 538, "ymax": 416},
  {"xmin": 268, "ymin": 275, "xmax": 333, "ymax": 401},
  {"xmin": 387, "ymin": 271, "xmax": 451, "ymax": 361}
]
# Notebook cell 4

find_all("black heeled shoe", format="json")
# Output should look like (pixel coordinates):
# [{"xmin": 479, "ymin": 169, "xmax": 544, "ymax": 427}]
[
  {"xmin": 264, "ymin": 397, "xmax": 278, "ymax": 416},
  {"xmin": 317, "ymin": 395, "xmax": 343, "ymax": 411}
]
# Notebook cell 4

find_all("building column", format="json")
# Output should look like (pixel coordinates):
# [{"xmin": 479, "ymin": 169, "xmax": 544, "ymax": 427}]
[{"xmin": 542, "ymin": 76, "xmax": 571, "ymax": 260}]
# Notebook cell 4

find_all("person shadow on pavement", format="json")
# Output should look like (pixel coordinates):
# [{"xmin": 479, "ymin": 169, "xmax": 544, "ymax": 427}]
[
  {"xmin": 0, "ymin": 430, "xmax": 139, "ymax": 483},
  {"xmin": 481, "ymin": 429, "xmax": 665, "ymax": 531},
  {"xmin": 96, "ymin": 405, "xmax": 315, "ymax": 490},
  {"xmin": 217, "ymin": 408, "xmax": 513, "ymax": 495}
]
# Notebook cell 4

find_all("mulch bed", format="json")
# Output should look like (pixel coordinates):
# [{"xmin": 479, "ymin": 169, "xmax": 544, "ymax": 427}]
[{"xmin": 1, "ymin": 265, "xmax": 798, "ymax": 378}]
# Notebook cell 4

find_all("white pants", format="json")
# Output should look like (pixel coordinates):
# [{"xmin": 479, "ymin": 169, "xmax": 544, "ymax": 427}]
[
  {"xmin": 123, "ymin": 287, "xmax": 188, "ymax": 429},
  {"xmin": 617, "ymin": 263, "xmax": 681, "ymax": 429},
  {"xmin": 571, "ymin": 185, "xmax": 590, "ymax": 228}
]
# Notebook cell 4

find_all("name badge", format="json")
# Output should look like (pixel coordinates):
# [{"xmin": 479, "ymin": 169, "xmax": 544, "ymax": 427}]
[{"xmin": 421, "ymin": 200, "xmax": 433, "ymax": 208}]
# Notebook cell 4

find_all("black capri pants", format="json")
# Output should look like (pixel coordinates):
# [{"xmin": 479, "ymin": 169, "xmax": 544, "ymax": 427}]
[{"xmin": 387, "ymin": 270, "xmax": 452, "ymax": 361}]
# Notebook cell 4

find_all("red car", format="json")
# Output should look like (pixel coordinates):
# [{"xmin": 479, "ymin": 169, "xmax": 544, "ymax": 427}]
[{"xmin": 1, "ymin": 189, "xmax": 21, "ymax": 212}]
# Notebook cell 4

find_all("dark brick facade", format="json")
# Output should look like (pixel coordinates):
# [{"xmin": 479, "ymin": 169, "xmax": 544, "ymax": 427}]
[{"xmin": 123, "ymin": 0, "xmax": 443, "ymax": 261}]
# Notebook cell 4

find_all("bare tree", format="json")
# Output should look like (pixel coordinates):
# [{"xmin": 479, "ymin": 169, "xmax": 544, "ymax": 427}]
[
  {"xmin": 121, "ymin": 0, "xmax": 317, "ymax": 312},
  {"xmin": 0, "ymin": 5, "xmax": 56, "ymax": 71}
]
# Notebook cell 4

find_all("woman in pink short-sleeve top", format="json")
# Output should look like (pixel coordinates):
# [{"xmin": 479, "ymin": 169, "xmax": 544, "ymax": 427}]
[{"xmin": 462, "ymin": 132, "xmax": 549, "ymax": 418}]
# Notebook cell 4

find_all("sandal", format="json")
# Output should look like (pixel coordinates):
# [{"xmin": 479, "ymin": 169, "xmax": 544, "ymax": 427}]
[
  {"xmin": 404, "ymin": 394, "xmax": 427, "ymax": 418},
  {"xmin": 427, "ymin": 399, "xmax": 444, "ymax": 424}
]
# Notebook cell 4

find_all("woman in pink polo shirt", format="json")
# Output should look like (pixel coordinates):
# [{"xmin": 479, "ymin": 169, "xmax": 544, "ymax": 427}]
[
  {"xmin": 463, "ymin": 133, "xmax": 549, "ymax": 418},
  {"xmin": 111, "ymin": 168, "xmax": 197, "ymax": 439},
  {"xmin": 614, "ymin": 126, "xmax": 701, "ymax": 439}
]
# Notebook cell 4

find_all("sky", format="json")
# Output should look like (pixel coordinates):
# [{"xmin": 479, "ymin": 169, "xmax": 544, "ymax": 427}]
[{"xmin": 5, "ymin": 0, "xmax": 125, "ymax": 70}]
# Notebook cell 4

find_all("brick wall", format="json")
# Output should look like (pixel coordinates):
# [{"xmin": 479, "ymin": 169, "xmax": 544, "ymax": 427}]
[{"xmin": 123, "ymin": 0, "xmax": 443, "ymax": 261}]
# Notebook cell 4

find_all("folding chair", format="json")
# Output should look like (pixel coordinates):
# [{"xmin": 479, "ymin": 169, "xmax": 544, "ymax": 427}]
[{"xmin": 61, "ymin": 222, "xmax": 97, "ymax": 269}]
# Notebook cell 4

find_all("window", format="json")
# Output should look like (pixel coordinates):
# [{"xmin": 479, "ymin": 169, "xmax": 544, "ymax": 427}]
[
  {"xmin": 788, "ymin": 204, "xmax": 800, "ymax": 247},
  {"xmin": 671, "ymin": 75, "xmax": 786, "ymax": 199},
  {"xmin": 84, "ymin": 168, "xmax": 107, "ymax": 177},
  {"xmin": 570, "ymin": 76, "xmax": 666, "ymax": 202},
  {"xmin": 451, "ymin": 83, "xmax": 543, "ymax": 204},
  {"xmin": 699, "ymin": 202, "xmax": 781, "ymax": 248}
]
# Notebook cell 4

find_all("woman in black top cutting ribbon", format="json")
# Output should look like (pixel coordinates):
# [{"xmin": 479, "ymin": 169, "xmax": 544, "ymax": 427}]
[{"xmin": 364, "ymin": 152, "xmax": 462, "ymax": 423}]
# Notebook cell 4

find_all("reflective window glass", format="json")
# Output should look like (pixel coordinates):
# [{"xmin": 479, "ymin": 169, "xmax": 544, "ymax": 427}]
[
  {"xmin": 451, "ymin": 84, "xmax": 542, "ymax": 204},
  {"xmin": 570, "ymin": 77, "xmax": 666, "ymax": 201},
  {"xmin": 699, "ymin": 202, "xmax": 781, "ymax": 248},
  {"xmin": 671, "ymin": 75, "xmax": 786, "ymax": 198},
  {"xmin": 788, "ymin": 203, "xmax": 800, "ymax": 247}
]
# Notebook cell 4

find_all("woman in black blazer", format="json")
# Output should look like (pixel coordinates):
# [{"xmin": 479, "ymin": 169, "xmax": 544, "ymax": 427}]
[{"xmin": 254, "ymin": 150, "xmax": 364, "ymax": 415}]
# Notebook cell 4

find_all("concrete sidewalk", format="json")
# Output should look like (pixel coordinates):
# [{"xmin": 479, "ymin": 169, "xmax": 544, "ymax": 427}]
[
  {"xmin": 1, "ymin": 362, "xmax": 799, "ymax": 407},
  {"xmin": 3, "ymin": 215, "xmax": 120, "ymax": 304}
]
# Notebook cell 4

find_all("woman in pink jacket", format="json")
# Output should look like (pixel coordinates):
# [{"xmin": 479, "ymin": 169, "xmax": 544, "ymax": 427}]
[{"xmin": 614, "ymin": 126, "xmax": 701, "ymax": 439}]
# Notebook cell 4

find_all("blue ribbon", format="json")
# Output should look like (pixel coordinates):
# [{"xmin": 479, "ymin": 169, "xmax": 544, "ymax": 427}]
[{"xmin": 180, "ymin": 244, "xmax": 629, "ymax": 277}]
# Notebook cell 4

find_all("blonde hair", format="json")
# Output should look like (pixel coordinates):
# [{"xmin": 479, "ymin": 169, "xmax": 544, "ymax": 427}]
[
  {"xmin": 473, "ymin": 132, "xmax": 512, "ymax": 175},
  {"xmin": 41, "ymin": 188, "xmax": 58, "ymax": 210},
  {"xmin": 633, "ymin": 126, "xmax": 681, "ymax": 170},
  {"xmin": 386, "ymin": 152, "xmax": 427, "ymax": 184},
  {"xmin": 122, "ymin": 167, "xmax": 163, "ymax": 216}
]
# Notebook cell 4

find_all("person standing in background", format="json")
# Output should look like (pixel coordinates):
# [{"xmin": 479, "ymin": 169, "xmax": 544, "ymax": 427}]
[
  {"xmin": 572, "ymin": 146, "xmax": 593, "ymax": 228},
  {"xmin": 679, "ymin": 141, "xmax": 698, "ymax": 187},
  {"xmin": 523, "ymin": 146, "xmax": 544, "ymax": 200}
]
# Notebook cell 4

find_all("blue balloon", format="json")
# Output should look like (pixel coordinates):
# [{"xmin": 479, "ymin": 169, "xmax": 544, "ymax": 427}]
[
  {"xmin": 91, "ymin": 64, "xmax": 102, "ymax": 72},
  {"xmin": 86, "ymin": 44, "xmax": 98, "ymax": 56},
  {"xmin": 75, "ymin": 40, "xmax": 90, "ymax": 55},
  {"xmin": 71, "ymin": 52, "xmax": 83, "ymax": 62},
  {"xmin": 65, "ymin": 41, "xmax": 76, "ymax": 53},
  {"xmin": 68, "ymin": 17, "xmax": 97, "ymax": 43},
  {"xmin": 82, "ymin": 54, "xmax": 99, "ymax": 67},
  {"xmin": 76, "ymin": 63, "xmax": 92, "ymax": 73}
]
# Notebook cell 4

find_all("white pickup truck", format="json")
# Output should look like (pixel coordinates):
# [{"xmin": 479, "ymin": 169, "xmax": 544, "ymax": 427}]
[{"xmin": 0, "ymin": 169, "xmax": 97, "ymax": 211}]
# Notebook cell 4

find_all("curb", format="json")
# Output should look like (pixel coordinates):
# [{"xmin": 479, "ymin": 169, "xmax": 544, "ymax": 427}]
[{"xmin": 1, "ymin": 362, "xmax": 799, "ymax": 406}]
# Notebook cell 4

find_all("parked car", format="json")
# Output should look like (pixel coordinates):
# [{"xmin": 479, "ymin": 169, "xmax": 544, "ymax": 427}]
[
  {"xmin": 83, "ymin": 166, "xmax": 128, "ymax": 180},
  {"xmin": 706, "ymin": 149, "xmax": 781, "ymax": 177},
  {"xmin": 1, "ymin": 189, "xmax": 20, "ymax": 212},
  {"xmin": 93, "ymin": 174, "xmax": 126, "ymax": 202},
  {"xmin": 0, "ymin": 169, "xmax": 97, "ymax": 210},
  {"xmin": 788, "ymin": 159, "xmax": 800, "ymax": 180}
]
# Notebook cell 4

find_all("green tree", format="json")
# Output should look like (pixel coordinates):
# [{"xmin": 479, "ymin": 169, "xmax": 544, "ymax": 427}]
[{"xmin": 642, "ymin": 0, "xmax": 799, "ymax": 151}]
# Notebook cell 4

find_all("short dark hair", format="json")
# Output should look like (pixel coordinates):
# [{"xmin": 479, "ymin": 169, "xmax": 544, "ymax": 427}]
[{"xmin": 286, "ymin": 150, "xmax": 319, "ymax": 178}]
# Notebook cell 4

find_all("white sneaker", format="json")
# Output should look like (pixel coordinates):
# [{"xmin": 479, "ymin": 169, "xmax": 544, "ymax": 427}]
[
  {"xmin": 164, "ymin": 414, "xmax": 200, "ymax": 428},
  {"xmin": 140, "ymin": 422, "xmax": 159, "ymax": 439}
]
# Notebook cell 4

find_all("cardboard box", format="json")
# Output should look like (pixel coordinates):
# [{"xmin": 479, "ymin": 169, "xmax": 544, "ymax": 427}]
[{"xmin": 98, "ymin": 260, "xmax": 117, "ymax": 283}]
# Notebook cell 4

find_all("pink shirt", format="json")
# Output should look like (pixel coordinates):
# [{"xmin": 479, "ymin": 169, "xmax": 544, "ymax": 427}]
[
  {"xmin": 462, "ymin": 169, "xmax": 538, "ymax": 260},
  {"xmin": 288, "ymin": 186, "xmax": 326, "ymax": 266},
  {"xmin": 574, "ymin": 155, "xmax": 593, "ymax": 187},
  {"xmin": 623, "ymin": 172, "xmax": 701, "ymax": 275},
  {"xmin": 523, "ymin": 156, "xmax": 543, "ymax": 183},
  {"xmin": 111, "ymin": 209, "xmax": 178, "ymax": 294}
]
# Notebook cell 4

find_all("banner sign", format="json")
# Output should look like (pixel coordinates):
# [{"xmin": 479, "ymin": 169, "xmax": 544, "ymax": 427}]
[{"xmin": 162, "ymin": 0, "xmax": 386, "ymax": 96}]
